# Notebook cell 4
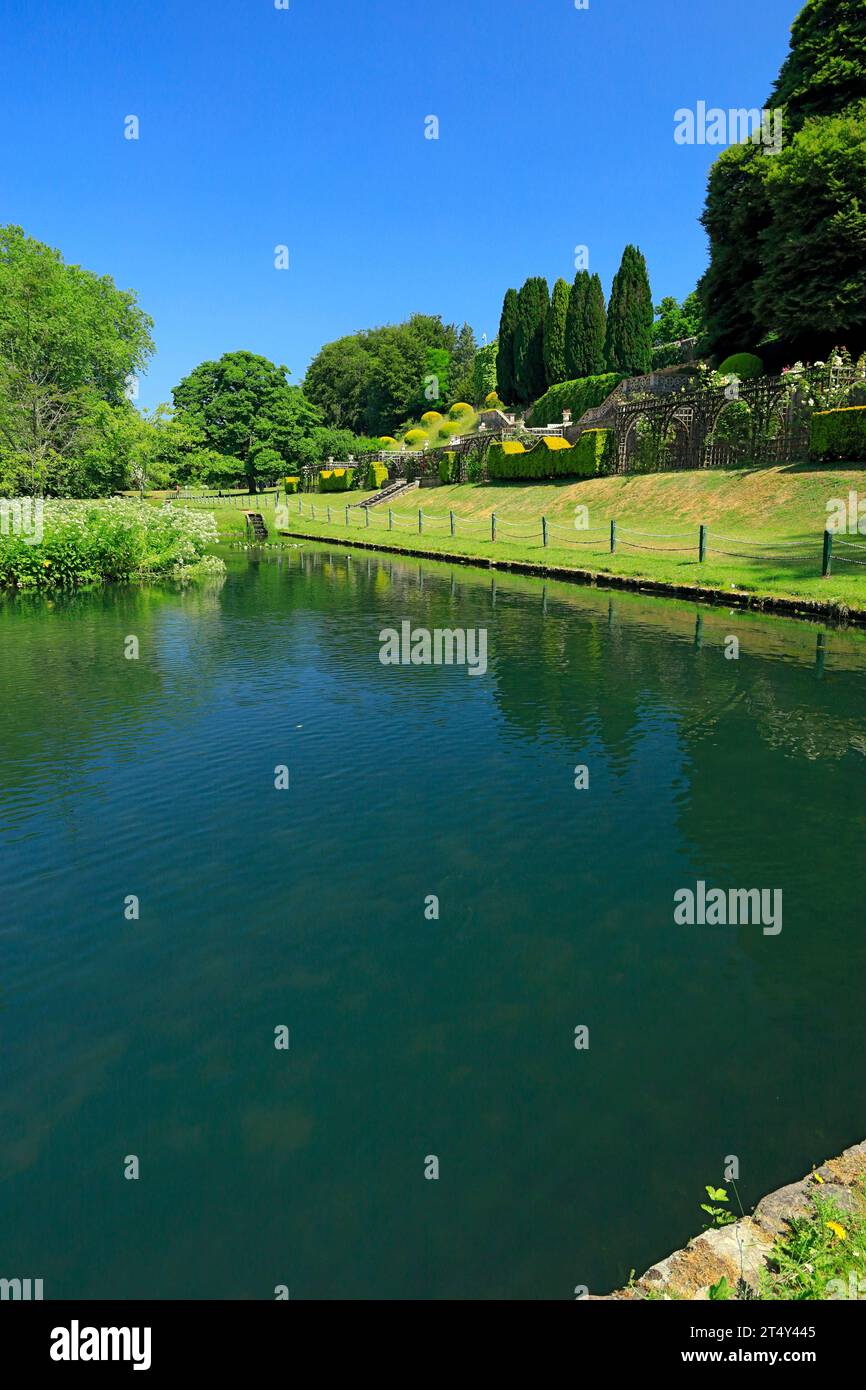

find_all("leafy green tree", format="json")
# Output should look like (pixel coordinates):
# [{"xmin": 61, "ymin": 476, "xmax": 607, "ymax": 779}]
[
  {"xmin": 543, "ymin": 279, "xmax": 570, "ymax": 386},
  {"xmin": 755, "ymin": 105, "xmax": 866, "ymax": 351},
  {"xmin": 0, "ymin": 225, "xmax": 154, "ymax": 494},
  {"xmin": 472, "ymin": 340, "xmax": 499, "ymax": 404},
  {"xmin": 698, "ymin": 142, "xmax": 773, "ymax": 359},
  {"xmin": 409, "ymin": 346, "xmax": 451, "ymax": 416},
  {"xmin": 188, "ymin": 448, "xmax": 245, "ymax": 489},
  {"xmin": 172, "ymin": 351, "xmax": 323, "ymax": 489},
  {"xmin": 769, "ymin": 0, "xmax": 866, "ymax": 135},
  {"xmin": 653, "ymin": 293, "xmax": 704, "ymax": 345},
  {"xmin": 604, "ymin": 246, "xmax": 653, "ymax": 375},
  {"xmin": 513, "ymin": 277, "xmax": 549, "ymax": 403},
  {"xmin": 495, "ymin": 288, "xmax": 519, "ymax": 404},
  {"xmin": 452, "ymin": 322, "xmax": 477, "ymax": 383},
  {"xmin": 303, "ymin": 314, "xmax": 457, "ymax": 435},
  {"xmin": 699, "ymin": 0, "xmax": 866, "ymax": 360}
]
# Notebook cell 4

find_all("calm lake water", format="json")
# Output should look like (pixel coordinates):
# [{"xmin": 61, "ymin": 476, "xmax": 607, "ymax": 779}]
[{"xmin": 2, "ymin": 542, "xmax": 866, "ymax": 1300}]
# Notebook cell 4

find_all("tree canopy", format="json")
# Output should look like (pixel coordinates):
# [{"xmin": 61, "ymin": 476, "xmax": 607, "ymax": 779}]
[
  {"xmin": 172, "ymin": 350, "xmax": 327, "ymax": 488},
  {"xmin": 699, "ymin": 0, "xmax": 866, "ymax": 361},
  {"xmin": 0, "ymin": 225, "xmax": 154, "ymax": 494},
  {"xmin": 303, "ymin": 314, "xmax": 458, "ymax": 436},
  {"xmin": 768, "ymin": 0, "xmax": 866, "ymax": 135}
]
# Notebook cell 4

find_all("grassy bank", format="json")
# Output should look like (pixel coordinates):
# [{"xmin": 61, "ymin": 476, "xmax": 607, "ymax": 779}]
[{"xmin": 198, "ymin": 463, "xmax": 866, "ymax": 615}]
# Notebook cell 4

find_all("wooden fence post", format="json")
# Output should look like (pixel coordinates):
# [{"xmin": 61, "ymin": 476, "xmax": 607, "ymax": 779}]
[
  {"xmin": 491, "ymin": 512, "xmax": 497, "ymax": 542},
  {"xmin": 699, "ymin": 524, "xmax": 707, "ymax": 563},
  {"xmin": 542, "ymin": 516, "xmax": 548, "ymax": 547},
  {"xmin": 419, "ymin": 509, "xmax": 423, "ymax": 534},
  {"xmin": 822, "ymin": 529, "xmax": 833, "ymax": 576},
  {"xmin": 610, "ymin": 519, "xmax": 617, "ymax": 554},
  {"xmin": 450, "ymin": 511, "xmax": 455, "ymax": 538}
]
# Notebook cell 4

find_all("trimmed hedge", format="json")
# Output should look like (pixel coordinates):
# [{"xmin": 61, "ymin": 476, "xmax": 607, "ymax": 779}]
[
  {"xmin": 572, "ymin": 429, "xmax": 615, "ymax": 476},
  {"xmin": 403, "ymin": 428, "xmax": 427, "ymax": 447},
  {"xmin": 318, "ymin": 467, "xmax": 356, "ymax": 492},
  {"xmin": 527, "ymin": 372, "xmax": 624, "ymax": 428},
  {"xmin": 811, "ymin": 406, "xmax": 866, "ymax": 462},
  {"xmin": 283, "ymin": 476, "xmax": 300, "ymax": 495},
  {"xmin": 488, "ymin": 437, "xmax": 571, "ymax": 480},
  {"xmin": 438, "ymin": 451, "xmax": 459, "ymax": 484},
  {"xmin": 486, "ymin": 431, "xmax": 616, "ymax": 480},
  {"xmin": 449, "ymin": 402, "xmax": 474, "ymax": 420},
  {"xmin": 366, "ymin": 461, "xmax": 389, "ymax": 490},
  {"xmin": 717, "ymin": 352, "xmax": 763, "ymax": 380}
]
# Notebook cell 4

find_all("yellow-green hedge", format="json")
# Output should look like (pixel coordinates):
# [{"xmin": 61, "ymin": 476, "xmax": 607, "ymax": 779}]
[
  {"xmin": 366, "ymin": 461, "xmax": 389, "ymax": 490},
  {"xmin": 572, "ymin": 429, "xmax": 615, "ymax": 475},
  {"xmin": 487, "ymin": 434, "xmax": 611, "ymax": 480},
  {"xmin": 811, "ymin": 405, "xmax": 866, "ymax": 462},
  {"xmin": 318, "ymin": 466, "xmax": 356, "ymax": 492},
  {"xmin": 438, "ymin": 451, "xmax": 459, "ymax": 483},
  {"xmin": 284, "ymin": 476, "xmax": 300, "ymax": 495}
]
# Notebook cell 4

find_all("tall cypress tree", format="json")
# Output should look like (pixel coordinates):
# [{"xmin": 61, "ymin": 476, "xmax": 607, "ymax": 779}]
[
  {"xmin": 513, "ymin": 276, "xmax": 549, "ymax": 404},
  {"xmin": 580, "ymin": 273, "xmax": 608, "ymax": 376},
  {"xmin": 564, "ymin": 271, "xmax": 589, "ymax": 379},
  {"xmin": 604, "ymin": 246, "xmax": 653, "ymax": 375},
  {"xmin": 543, "ymin": 278, "xmax": 570, "ymax": 387},
  {"xmin": 495, "ymin": 288, "xmax": 519, "ymax": 404}
]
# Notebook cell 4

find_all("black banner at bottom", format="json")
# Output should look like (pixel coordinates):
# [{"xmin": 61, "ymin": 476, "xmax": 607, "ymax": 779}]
[{"xmin": 0, "ymin": 1297, "xmax": 850, "ymax": 1375}]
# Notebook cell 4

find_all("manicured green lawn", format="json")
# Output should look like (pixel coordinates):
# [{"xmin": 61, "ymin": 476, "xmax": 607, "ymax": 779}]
[{"xmin": 184, "ymin": 464, "xmax": 866, "ymax": 614}]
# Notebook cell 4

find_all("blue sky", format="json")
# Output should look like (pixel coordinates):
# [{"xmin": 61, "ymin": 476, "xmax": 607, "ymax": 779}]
[{"xmin": 0, "ymin": 0, "xmax": 800, "ymax": 409}]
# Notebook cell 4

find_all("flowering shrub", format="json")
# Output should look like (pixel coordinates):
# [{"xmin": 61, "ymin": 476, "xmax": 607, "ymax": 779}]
[{"xmin": 0, "ymin": 499, "xmax": 220, "ymax": 589}]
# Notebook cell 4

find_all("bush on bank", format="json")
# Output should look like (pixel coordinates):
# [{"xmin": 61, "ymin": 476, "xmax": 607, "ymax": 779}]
[
  {"xmin": 0, "ymin": 499, "xmax": 221, "ymax": 590},
  {"xmin": 811, "ymin": 405, "xmax": 866, "ymax": 462},
  {"xmin": 527, "ymin": 372, "xmax": 624, "ymax": 428}
]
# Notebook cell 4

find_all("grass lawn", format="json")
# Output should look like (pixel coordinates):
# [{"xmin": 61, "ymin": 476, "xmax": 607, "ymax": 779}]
[{"xmin": 180, "ymin": 463, "xmax": 866, "ymax": 616}]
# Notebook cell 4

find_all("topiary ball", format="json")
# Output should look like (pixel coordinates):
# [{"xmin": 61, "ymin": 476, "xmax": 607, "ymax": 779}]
[
  {"xmin": 449, "ymin": 401, "xmax": 474, "ymax": 419},
  {"xmin": 421, "ymin": 411, "xmax": 443, "ymax": 425},
  {"xmin": 717, "ymin": 352, "xmax": 763, "ymax": 380}
]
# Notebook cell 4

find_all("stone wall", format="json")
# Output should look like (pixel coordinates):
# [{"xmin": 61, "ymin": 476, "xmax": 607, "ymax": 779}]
[{"xmin": 590, "ymin": 1139, "xmax": 866, "ymax": 1300}]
